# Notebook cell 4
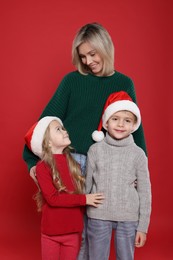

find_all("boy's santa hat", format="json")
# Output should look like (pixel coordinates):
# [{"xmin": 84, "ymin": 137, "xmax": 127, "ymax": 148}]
[
  {"xmin": 92, "ymin": 91, "xmax": 141, "ymax": 142},
  {"xmin": 25, "ymin": 116, "xmax": 63, "ymax": 158}
]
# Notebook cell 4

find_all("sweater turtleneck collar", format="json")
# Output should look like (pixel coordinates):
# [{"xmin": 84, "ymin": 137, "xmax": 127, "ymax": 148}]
[{"xmin": 104, "ymin": 133, "xmax": 134, "ymax": 147}]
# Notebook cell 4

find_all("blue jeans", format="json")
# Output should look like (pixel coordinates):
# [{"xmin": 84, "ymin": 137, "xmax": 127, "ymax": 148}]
[
  {"xmin": 87, "ymin": 218, "xmax": 138, "ymax": 260},
  {"xmin": 71, "ymin": 153, "xmax": 89, "ymax": 260},
  {"xmin": 71, "ymin": 153, "xmax": 87, "ymax": 176}
]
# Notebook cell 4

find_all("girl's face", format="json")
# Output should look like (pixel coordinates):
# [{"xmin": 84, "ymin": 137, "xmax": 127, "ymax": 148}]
[
  {"xmin": 105, "ymin": 111, "xmax": 136, "ymax": 140},
  {"xmin": 78, "ymin": 41, "xmax": 104, "ymax": 76},
  {"xmin": 48, "ymin": 121, "xmax": 71, "ymax": 154}
]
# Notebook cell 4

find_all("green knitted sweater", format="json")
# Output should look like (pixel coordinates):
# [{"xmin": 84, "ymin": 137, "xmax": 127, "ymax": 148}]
[{"xmin": 23, "ymin": 70, "xmax": 147, "ymax": 170}]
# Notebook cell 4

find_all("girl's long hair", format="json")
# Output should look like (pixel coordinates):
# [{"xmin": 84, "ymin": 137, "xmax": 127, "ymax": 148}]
[{"xmin": 34, "ymin": 123, "xmax": 85, "ymax": 212}]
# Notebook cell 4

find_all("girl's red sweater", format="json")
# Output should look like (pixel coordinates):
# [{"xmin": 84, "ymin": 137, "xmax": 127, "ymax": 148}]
[{"xmin": 36, "ymin": 154, "xmax": 86, "ymax": 235}]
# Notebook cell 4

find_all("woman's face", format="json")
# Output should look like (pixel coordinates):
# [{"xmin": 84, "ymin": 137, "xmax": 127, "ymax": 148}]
[{"xmin": 78, "ymin": 41, "xmax": 104, "ymax": 76}]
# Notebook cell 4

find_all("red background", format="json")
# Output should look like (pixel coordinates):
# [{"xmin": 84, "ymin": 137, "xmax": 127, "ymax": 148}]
[{"xmin": 0, "ymin": 0, "xmax": 172, "ymax": 259}]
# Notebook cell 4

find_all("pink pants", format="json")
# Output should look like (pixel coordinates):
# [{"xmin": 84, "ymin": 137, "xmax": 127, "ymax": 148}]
[{"xmin": 41, "ymin": 232, "xmax": 82, "ymax": 260}]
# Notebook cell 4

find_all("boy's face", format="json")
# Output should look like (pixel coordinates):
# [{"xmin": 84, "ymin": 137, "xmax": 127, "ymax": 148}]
[{"xmin": 105, "ymin": 110, "xmax": 137, "ymax": 140}]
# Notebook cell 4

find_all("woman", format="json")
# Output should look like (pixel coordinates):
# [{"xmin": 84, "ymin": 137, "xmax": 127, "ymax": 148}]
[{"xmin": 23, "ymin": 22, "xmax": 147, "ymax": 259}]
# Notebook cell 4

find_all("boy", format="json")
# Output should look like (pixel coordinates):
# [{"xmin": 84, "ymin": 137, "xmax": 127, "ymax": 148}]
[{"xmin": 86, "ymin": 91, "xmax": 151, "ymax": 260}]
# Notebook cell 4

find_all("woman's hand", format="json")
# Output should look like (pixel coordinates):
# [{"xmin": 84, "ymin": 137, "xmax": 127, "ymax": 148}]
[
  {"xmin": 86, "ymin": 193, "xmax": 104, "ymax": 207},
  {"xmin": 135, "ymin": 231, "xmax": 147, "ymax": 247}
]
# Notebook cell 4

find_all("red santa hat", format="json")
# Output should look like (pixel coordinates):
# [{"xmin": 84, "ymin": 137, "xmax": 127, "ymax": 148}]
[
  {"xmin": 92, "ymin": 91, "xmax": 141, "ymax": 142},
  {"xmin": 25, "ymin": 116, "xmax": 63, "ymax": 158}
]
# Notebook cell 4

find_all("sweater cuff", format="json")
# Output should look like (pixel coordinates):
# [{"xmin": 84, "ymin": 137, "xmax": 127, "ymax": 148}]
[{"xmin": 80, "ymin": 194, "xmax": 86, "ymax": 206}]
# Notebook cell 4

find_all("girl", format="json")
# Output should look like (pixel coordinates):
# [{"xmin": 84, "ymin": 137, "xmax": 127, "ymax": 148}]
[{"xmin": 24, "ymin": 116, "xmax": 104, "ymax": 260}]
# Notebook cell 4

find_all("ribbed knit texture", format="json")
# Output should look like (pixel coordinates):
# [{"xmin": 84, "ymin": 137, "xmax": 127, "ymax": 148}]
[
  {"xmin": 86, "ymin": 133, "xmax": 151, "ymax": 233},
  {"xmin": 36, "ymin": 154, "xmax": 86, "ymax": 235},
  {"xmin": 23, "ymin": 70, "xmax": 147, "ymax": 170}
]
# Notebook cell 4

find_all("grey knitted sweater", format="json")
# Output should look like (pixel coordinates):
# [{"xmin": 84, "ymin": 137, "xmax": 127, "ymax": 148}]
[{"xmin": 85, "ymin": 133, "xmax": 151, "ymax": 233}]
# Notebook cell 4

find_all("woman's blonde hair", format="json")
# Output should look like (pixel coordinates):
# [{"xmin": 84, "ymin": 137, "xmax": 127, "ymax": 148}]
[
  {"xmin": 34, "ymin": 122, "xmax": 85, "ymax": 212},
  {"xmin": 72, "ymin": 22, "xmax": 114, "ymax": 76}
]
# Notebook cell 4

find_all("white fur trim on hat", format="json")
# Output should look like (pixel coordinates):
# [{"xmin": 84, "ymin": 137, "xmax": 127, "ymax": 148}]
[
  {"xmin": 102, "ymin": 100, "xmax": 141, "ymax": 132},
  {"xmin": 31, "ymin": 116, "xmax": 63, "ymax": 158}
]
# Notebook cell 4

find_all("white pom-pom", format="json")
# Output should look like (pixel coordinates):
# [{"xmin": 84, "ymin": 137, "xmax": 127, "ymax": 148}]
[{"xmin": 92, "ymin": 131, "xmax": 104, "ymax": 142}]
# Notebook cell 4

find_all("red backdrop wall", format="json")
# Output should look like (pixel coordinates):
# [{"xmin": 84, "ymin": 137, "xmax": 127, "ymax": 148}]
[{"xmin": 0, "ymin": 0, "xmax": 172, "ymax": 259}]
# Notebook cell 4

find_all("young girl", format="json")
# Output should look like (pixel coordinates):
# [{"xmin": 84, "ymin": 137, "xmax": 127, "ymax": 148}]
[{"xmin": 24, "ymin": 116, "xmax": 104, "ymax": 260}]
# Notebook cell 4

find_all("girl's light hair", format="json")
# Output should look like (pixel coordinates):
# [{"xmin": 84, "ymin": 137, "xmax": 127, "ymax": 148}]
[
  {"xmin": 72, "ymin": 22, "xmax": 114, "ymax": 76},
  {"xmin": 33, "ymin": 122, "xmax": 85, "ymax": 212}
]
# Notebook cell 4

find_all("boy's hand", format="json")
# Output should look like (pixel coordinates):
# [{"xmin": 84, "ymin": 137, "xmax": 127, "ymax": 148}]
[
  {"xmin": 135, "ymin": 231, "xmax": 147, "ymax": 247},
  {"xmin": 86, "ymin": 193, "xmax": 104, "ymax": 207}
]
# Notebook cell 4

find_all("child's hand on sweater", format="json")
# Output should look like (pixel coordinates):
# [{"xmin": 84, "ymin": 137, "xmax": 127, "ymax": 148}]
[
  {"xmin": 86, "ymin": 193, "xmax": 104, "ymax": 207},
  {"xmin": 135, "ymin": 231, "xmax": 147, "ymax": 247}
]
